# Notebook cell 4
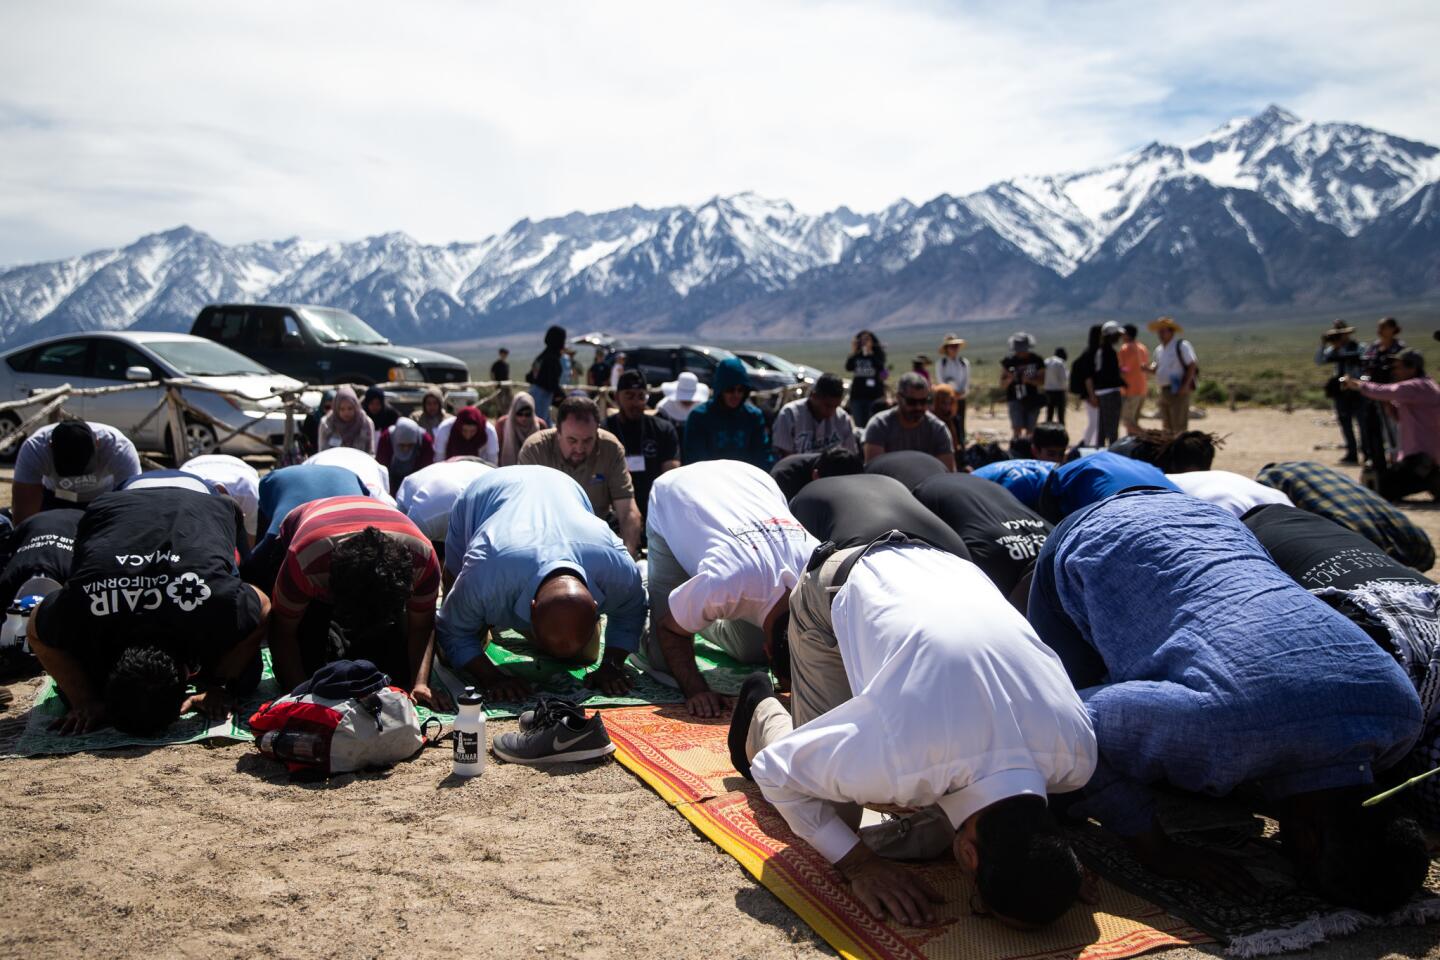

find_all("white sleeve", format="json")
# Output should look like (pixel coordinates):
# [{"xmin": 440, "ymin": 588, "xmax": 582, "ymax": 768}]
[
  {"xmin": 433, "ymin": 419, "xmax": 452, "ymax": 459},
  {"xmin": 111, "ymin": 433, "xmax": 141, "ymax": 483},
  {"xmin": 750, "ymin": 695, "xmax": 888, "ymax": 863},
  {"xmin": 665, "ymin": 569, "xmax": 741, "ymax": 634},
  {"xmin": 1181, "ymin": 341, "xmax": 1197, "ymax": 366}
]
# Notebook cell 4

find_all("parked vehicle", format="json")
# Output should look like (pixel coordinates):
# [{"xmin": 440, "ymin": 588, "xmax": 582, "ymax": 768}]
[
  {"xmin": 732, "ymin": 350, "xmax": 822, "ymax": 385},
  {"xmin": 0, "ymin": 332, "xmax": 318, "ymax": 460},
  {"xmin": 191, "ymin": 303, "xmax": 476, "ymax": 408}
]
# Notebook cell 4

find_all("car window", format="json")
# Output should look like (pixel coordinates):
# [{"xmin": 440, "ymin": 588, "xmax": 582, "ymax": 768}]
[
  {"xmin": 92, "ymin": 340, "xmax": 156, "ymax": 381},
  {"xmin": 627, "ymin": 348, "xmax": 675, "ymax": 384},
  {"xmin": 680, "ymin": 348, "xmax": 717, "ymax": 378},
  {"xmin": 211, "ymin": 309, "xmax": 248, "ymax": 343},
  {"xmin": 5, "ymin": 347, "xmax": 37, "ymax": 373},
  {"xmin": 31, "ymin": 340, "xmax": 91, "ymax": 378},
  {"xmin": 258, "ymin": 312, "xmax": 288, "ymax": 349}
]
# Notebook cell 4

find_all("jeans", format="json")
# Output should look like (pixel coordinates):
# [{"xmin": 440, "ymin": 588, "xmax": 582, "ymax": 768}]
[
  {"xmin": 528, "ymin": 385, "xmax": 554, "ymax": 420},
  {"xmin": 1096, "ymin": 391, "xmax": 1123, "ymax": 447}
]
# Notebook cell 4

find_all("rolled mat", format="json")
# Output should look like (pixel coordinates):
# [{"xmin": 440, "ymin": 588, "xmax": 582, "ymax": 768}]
[{"xmin": 605, "ymin": 704, "xmax": 1211, "ymax": 960}]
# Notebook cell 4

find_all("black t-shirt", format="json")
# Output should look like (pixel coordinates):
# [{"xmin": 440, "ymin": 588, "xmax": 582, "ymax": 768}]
[
  {"xmin": 0, "ymin": 508, "xmax": 83, "ymax": 609},
  {"xmin": 772, "ymin": 452, "xmax": 821, "ymax": 502},
  {"xmin": 35, "ymin": 489, "xmax": 260, "ymax": 680},
  {"xmin": 845, "ymin": 350, "xmax": 886, "ymax": 398},
  {"xmin": 912, "ymin": 472, "xmax": 1053, "ymax": 595},
  {"xmin": 864, "ymin": 450, "xmax": 947, "ymax": 491},
  {"xmin": 604, "ymin": 412, "xmax": 679, "ymax": 515},
  {"xmin": 1243, "ymin": 503, "xmax": 1432, "ymax": 593},
  {"xmin": 790, "ymin": 475, "xmax": 971, "ymax": 559},
  {"xmin": 1002, "ymin": 354, "xmax": 1042, "ymax": 401},
  {"xmin": 491, "ymin": 359, "xmax": 510, "ymax": 381}
]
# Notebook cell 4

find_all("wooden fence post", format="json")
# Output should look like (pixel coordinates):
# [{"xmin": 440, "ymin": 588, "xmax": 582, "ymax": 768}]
[{"xmin": 165, "ymin": 385, "xmax": 189, "ymax": 463}]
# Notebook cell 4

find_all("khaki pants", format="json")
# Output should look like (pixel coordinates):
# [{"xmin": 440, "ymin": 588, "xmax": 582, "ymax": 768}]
[
  {"xmin": 744, "ymin": 545, "xmax": 955, "ymax": 861},
  {"xmin": 638, "ymin": 525, "xmax": 768, "ymax": 686},
  {"xmin": 1158, "ymin": 389, "xmax": 1190, "ymax": 434},
  {"xmin": 1121, "ymin": 394, "xmax": 1144, "ymax": 434}
]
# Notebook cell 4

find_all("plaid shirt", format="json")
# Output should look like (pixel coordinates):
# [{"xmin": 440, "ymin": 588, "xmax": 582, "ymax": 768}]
[{"xmin": 1255, "ymin": 461, "xmax": 1434, "ymax": 572}]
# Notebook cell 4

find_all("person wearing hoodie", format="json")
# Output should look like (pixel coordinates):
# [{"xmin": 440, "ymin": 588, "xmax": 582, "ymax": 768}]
[
  {"xmin": 526, "ymin": 325, "xmax": 568, "ymax": 417},
  {"xmin": 362, "ymin": 385, "xmax": 401, "ymax": 432},
  {"xmin": 682, "ymin": 358, "xmax": 771, "ymax": 469}
]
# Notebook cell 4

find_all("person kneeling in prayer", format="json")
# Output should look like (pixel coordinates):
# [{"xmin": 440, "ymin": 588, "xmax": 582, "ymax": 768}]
[
  {"xmin": 732, "ymin": 535, "xmax": 1096, "ymax": 928},
  {"xmin": 436, "ymin": 466, "xmax": 645, "ymax": 702}
]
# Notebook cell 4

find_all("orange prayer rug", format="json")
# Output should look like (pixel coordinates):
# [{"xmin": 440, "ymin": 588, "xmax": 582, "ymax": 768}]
[{"xmin": 605, "ymin": 704, "xmax": 1210, "ymax": 960}]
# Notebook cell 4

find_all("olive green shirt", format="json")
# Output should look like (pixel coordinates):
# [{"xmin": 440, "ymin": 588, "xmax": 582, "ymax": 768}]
[{"xmin": 517, "ymin": 427, "xmax": 634, "ymax": 518}]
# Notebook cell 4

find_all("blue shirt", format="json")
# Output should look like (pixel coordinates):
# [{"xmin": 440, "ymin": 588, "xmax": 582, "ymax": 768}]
[
  {"xmin": 257, "ymin": 464, "xmax": 371, "ymax": 537},
  {"xmin": 1028, "ymin": 488, "xmax": 1422, "ymax": 836},
  {"xmin": 436, "ymin": 466, "xmax": 646, "ymax": 666},
  {"xmin": 1036, "ymin": 450, "xmax": 1176, "ymax": 521},
  {"xmin": 972, "ymin": 459, "xmax": 1055, "ymax": 510}
]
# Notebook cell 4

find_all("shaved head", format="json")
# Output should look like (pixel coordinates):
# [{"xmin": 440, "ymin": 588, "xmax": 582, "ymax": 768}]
[{"xmin": 531, "ymin": 572, "xmax": 598, "ymax": 661}]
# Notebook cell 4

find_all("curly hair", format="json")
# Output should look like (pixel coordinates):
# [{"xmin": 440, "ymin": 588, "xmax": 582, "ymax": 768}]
[
  {"xmin": 329, "ymin": 527, "xmax": 414, "ymax": 630},
  {"xmin": 1155, "ymin": 430, "xmax": 1224, "ymax": 473},
  {"xmin": 105, "ymin": 645, "xmax": 188, "ymax": 735}
]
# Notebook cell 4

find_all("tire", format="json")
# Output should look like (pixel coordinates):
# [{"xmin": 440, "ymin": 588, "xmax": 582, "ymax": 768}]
[
  {"xmin": 166, "ymin": 419, "xmax": 218, "ymax": 464},
  {"xmin": 0, "ymin": 412, "xmax": 22, "ymax": 466}
]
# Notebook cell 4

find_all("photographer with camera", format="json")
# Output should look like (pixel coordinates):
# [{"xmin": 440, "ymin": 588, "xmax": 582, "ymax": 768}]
[{"xmin": 1316, "ymin": 320, "xmax": 1363, "ymax": 464}]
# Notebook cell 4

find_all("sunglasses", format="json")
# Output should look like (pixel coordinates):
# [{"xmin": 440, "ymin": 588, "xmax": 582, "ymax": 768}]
[
  {"xmin": 900, "ymin": 394, "xmax": 931, "ymax": 407},
  {"xmin": 515, "ymin": 410, "xmax": 534, "ymax": 419}
]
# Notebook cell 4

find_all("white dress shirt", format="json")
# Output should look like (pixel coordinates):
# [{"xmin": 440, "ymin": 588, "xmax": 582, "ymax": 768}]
[
  {"xmin": 750, "ymin": 545, "xmax": 1097, "ymax": 864},
  {"xmin": 1170, "ymin": 470, "xmax": 1293, "ymax": 519},
  {"xmin": 396, "ymin": 458, "xmax": 494, "ymax": 542},
  {"xmin": 647, "ymin": 460, "xmax": 818, "ymax": 633}
]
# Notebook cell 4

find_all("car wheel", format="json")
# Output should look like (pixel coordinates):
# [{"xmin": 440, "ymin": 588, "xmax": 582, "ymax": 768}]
[
  {"xmin": 184, "ymin": 420, "xmax": 219, "ymax": 459},
  {"xmin": 0, "ymin": 412, "xmax": 23, "ymax": 466}
]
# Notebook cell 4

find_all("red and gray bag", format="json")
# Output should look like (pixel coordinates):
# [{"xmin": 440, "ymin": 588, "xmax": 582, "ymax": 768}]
[{"xmin": 249, "ymin": 659, "xmax": 423, "ymax": 775}]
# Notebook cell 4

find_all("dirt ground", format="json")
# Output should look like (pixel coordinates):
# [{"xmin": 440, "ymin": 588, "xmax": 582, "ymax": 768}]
[{"xmin": 3, "ymin": 406, "xmax": 1440, "ymax": 960}]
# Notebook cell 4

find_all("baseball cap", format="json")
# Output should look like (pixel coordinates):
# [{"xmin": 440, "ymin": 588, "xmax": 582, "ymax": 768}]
[{"xmin": 616, "ymin": 370, "xmax": 648, "ymax": 391}]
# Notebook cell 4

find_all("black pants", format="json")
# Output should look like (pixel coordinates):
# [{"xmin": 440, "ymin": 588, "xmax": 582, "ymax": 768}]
[
  {"xmin": 1378, "ymin": 454, "xmax": 1440, "ymax": 502},
  {"xmin": 1333, "ymin": 392, "xmax": 1362, "ymax": 460},
  {"xmin": 1044, "ymin": 391, "xmax": 1066, "ymax": 425},
  {"xmin": 1096, "ymin": 392, "xmax": 1123, "ymax": 447},
  {"xmin": 955, "ymin": 399, "xmax": 967, "ymax": 446}
]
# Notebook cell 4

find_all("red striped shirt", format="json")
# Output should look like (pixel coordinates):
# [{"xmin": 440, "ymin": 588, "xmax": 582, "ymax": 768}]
[{"xmin": 273, "ymin": 496, "xmax": 439, "ymax": 618}]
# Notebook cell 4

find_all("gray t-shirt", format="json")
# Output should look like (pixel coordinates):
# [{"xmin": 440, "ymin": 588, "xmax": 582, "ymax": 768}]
[
  {"xmin": 14, "ymin": 422, "xmax": 142, "ymax": 504},
  {"xmin": 862, "ymin": 409, "xmax": 954, "ymax": 456},
  {"xmin": 771, "ymin": 399, "xmax": 858, "ymax": 455}
]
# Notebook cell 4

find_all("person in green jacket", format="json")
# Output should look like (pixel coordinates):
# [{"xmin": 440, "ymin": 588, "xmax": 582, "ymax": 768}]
[{"xmin": 682, "ymin": 358, "xmax": 771, "ymax": 469}]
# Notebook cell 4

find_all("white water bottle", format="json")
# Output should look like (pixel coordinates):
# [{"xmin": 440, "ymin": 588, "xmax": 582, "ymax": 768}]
[{"xmin": 452, "ymin": 686, "xmax": 486, "ymax": 778}]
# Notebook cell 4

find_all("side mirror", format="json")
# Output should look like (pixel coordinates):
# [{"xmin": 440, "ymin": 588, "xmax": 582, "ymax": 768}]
[{"xmin": 125, "ymin": 365, "xmax": 154, "ymax": 382}]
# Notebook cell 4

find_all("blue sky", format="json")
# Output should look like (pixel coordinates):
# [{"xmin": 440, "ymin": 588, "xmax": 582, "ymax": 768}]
[{"xmin": 0, "ymin": 0, "xmax": 1436, "ymax": 264}]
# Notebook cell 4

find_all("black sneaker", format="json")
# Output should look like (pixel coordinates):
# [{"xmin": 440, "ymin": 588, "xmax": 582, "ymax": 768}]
[
  {"xmin": 493, "ymin": 699, "xmax": 615, "ymax": 765},
  {"xmin": 728, "ymin": 672, "xmax": 777, "ymax": 781},
  {"xmin": 517, "ymin": 694, "xmax": 584, "ymax": 732}
]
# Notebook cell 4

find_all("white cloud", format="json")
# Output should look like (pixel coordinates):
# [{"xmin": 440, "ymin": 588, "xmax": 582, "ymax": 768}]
[{"xmin": 0, "ymin": 0, "xmax": 1437, "ymax": 263}]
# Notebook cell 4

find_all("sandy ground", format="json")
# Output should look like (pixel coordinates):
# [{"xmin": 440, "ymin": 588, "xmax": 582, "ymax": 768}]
[{"xmin": 3, "ymin": 406, "xmax": 1440, "ymax": 960}]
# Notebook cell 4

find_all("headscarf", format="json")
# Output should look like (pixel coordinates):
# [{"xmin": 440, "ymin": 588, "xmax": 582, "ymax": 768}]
[
  {"xmin": 362, "ymin": 385, "xmax": 400, "ymax": 431},
  {"xmin": 446, "ymin": 405, "xmax": 488, "ymax": 458},
  {"xmin": 380, "ymin": 418, "xmax": 432, "ymax": 493},
  {"xmin": 321, "ymin": 385, "xmax": 375, "ymax": 452},
  {"xmin": 412, "ymin": 385, "xmax": 447, "ymax": 431},
  {"xmin": 500, "ymin": 392, "xmax": 541, "ymax": 466}
]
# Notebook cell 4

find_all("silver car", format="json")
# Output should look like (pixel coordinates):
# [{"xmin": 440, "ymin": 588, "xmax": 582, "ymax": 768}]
[{"xmin": 0, "ymin": 331, "xmax": 316, "ymax": 460}]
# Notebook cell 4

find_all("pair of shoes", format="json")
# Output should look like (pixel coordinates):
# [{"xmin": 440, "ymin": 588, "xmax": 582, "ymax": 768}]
[
  {"xmin": 728, "ymin": 672, "xmax": 777, "ymax": 781},
  {"xmin": 1339, "ymin": 455, "xmax": 1359, "ymax": 465},
  {"xmin": 493, "ymin": 694, "xmax": 615, "ymax": 765}
]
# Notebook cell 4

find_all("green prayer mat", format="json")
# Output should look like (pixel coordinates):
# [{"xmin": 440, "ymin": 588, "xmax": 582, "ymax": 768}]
[{"xmin": 2, "ymin": 633, "xmax": 753, "ymax": 757}]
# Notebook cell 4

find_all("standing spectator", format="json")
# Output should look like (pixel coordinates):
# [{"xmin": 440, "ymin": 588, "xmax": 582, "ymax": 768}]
[
  {"xmin": 316, "ymin": 385, "xmax": 375, "ymax": 455},
  {"xmin": 490, "ymin": 347, "xmax": 511, "ymax": 383},
  {"xmin": 682, "ymin": 358, "xmax": 771, "ymax": 469},
  {"xmin": 911, "ymin": 354, "xmax": 932, "ymax": 383},
  {"xmin": 1359, "ymin": 316, "xmax": 1407, "ymax": 466},
  {"xmin": 1148, "ymin": 316, "xmax": 1198, "ymax": 435},
  {"xmin": 936, "ymin": 335, "xmax": 970, "ymax": 439},
  {"xmin": 518, "ymin": 395, "xmax": 642, "ymax": 555},
  {"xmin": 11, "ymin": 420, "xmax": 142, "ymax": 523},
  {"xmin": 300, "ymin": 389, "xmax": 334, "ymax": 456},
  {"xmin": 844, "ymin": 330, "xmax": 887, "ymax": 427},
  {"xmin": 861, "ymin": 372, "xmax": 956, "ymax": 471},
  {"xmin": 1087, "ymin": 321, "xmax": 1125, "ymax": 447},
  {"xmin": 604, "ymin": 369, "xmax": 680, "ymax": 522},
  {"xmin": 930, "ymin": 384, "xmax": 964, "ymax": 451},
  {"xmin": 525, "ymin": 324, "xmax": 567, "ymax": 416},
  {"xmin": 1343, "ymin": 350, "xmax": 1440, "ymax": 501},
  {"xmin": 999, "ymin": 332, "xmax": 1045, "ymax": 440},
  {"xmin": 587, "ymin": 345, "xmax": 613, "ymax": 388},
  {"xmin": 1043, "ymin": 347, "xmax": 1068, "ymax": 425},
  {"xmin": 1118, "ymin": 324, "xmax": 1150, "ymax": 436},
  {"xmin": 608, "ymin": 351, "xmax": 628, "ymax": 392},
  {"xmin": 771, "ymin": 373, "xmax": 857, "ymax": 459},
  {"xmin": 496, "ymin": 392, "xmax": 548, "ymax": 467},
  {"xmin": 1317, "ymin": 320, "xmax": 1363, "ymax": 464},
  {"xmin": 361, "ymin": 385, "xmax": 401, "ymax": 432},
  {"xmin": 376, "ymin": 418, "xmax": 436, "ymax": 496},
  {"xmin": 1070, "ymin": 326, "xmax": 1100, "ymax": 446}
]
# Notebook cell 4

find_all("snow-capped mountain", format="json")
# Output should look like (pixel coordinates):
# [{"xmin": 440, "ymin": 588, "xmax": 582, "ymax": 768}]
[{"xmin": 1, "ymin": 104, "xmax": 1436, "ymax": 346}]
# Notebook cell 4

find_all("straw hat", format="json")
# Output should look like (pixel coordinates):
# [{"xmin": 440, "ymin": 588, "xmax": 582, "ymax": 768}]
[
  {"xmin": 940, "ymin": 334, "xmax": 967, "ymax": 350},
  {"xmin": 660, "ymin": 371, "xmax": 711, "ymax": 404},
  {"xmin": 1147, "ymin": 316, "xmax": 1183, "ymax": 334},
  {"xmin": 1326, "ymin": 319, "xmax": 1356, "ymax": 336}
]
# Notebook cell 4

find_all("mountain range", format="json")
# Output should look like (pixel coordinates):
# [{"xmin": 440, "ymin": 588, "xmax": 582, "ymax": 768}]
[{"xmin": 2, "ymin": 104, "xmax": 1437, "ymax": 347}]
